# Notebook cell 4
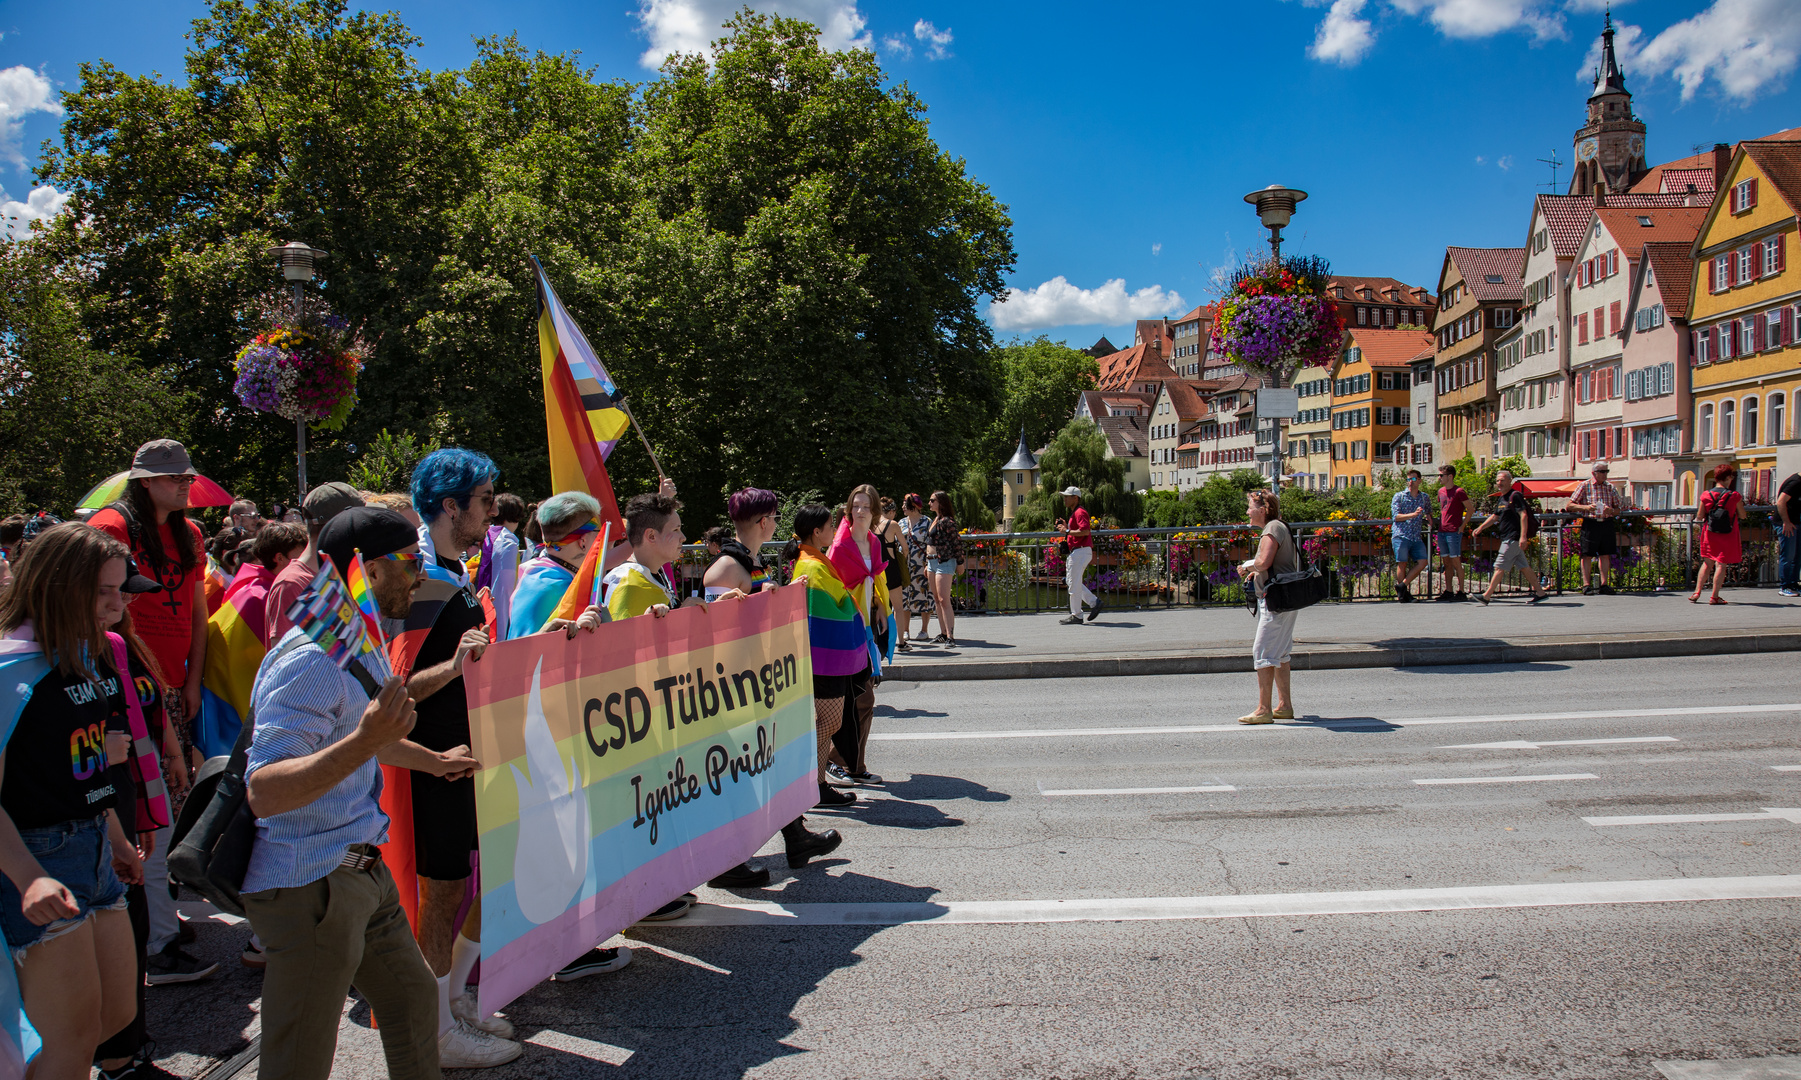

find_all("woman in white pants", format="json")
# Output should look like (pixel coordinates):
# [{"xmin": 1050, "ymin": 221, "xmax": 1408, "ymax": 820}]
[{"xmin": 1238, "ymin": 489, "xmax": 1299, "ymax": 724}]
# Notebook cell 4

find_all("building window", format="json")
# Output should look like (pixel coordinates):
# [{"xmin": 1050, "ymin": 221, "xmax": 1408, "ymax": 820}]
[
  {"xmin": 1744, "ymin": 397, "xmax": 1761, "ymax": 448},
  {"xmin": 1772, "ymin": 393, "xmax": 1788, "ymax": 444},
  {"xmin": 1768, "ymin": 311, "xmax": 1785, "ymax": 351},
  {"xmin": 1764, "ymin": 236, "xmax": 1782, "ymax": 278},
  {"xmin": 1741, "ymin": 318, "xmax": 1756, "ymax": 357},
  {"xmin": 1721, "ymin": 399, "xmax": 1736, "ymax": 448},
  {"xmin": 1700, "ymin": 404, "xmax": 1714, "ymax": 449},
  {"xmin": 1739, "ymin": 246, "xmax": 1756, "ymax": 284},
  {"xmin": 1733, "ymin": 178, "xmax": 1756, "ymax": 213},
  {"xmin": 1356, "ymin": 306, "xmax": 1367, "ymax": 326}
]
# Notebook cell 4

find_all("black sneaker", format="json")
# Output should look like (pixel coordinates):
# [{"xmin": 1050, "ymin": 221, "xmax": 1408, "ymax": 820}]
[
  {"xmin": 98, "ymin": 1046, "xmax": 182, "ymax": 1080},
  {"xmin": 551, "ymin": 947, "xmax": 633, "ymax": 981},
  {"xmin": 1598, "ymin": 584, "xmax": 1615, "ymax": 595},
  {"xmin": 817, "ymin": 784, "xmax": 856, "ymax": 807},
  {"xmin": 146, "ymin": 942, "xmax": 219, "ymax": 986},
  {"xmin": 1582, "ymin": 584, "xmax": 1596, "ymax": 595},
  {"xmin": 707, "ymin": 862, "xmax": 772, "ymax": 888},
  {"xmin": 633, "ymin": 898, "xmax": 691, "ymax": 925},
  {"xmin": 1395, "ymin": 582, "xmax": 1412, "ymax": 603},
  {"xmin": 1085, "ymin": 597, "xmax": 1104, "ymax": 623},
  {"xmin": 1059, "ymin": 614, "xmax": 1083, "ymax": 625}
]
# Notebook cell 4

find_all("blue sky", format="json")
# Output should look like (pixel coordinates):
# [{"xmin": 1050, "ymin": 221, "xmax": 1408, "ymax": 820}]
[{"xmin": 4, "ymin": 0, "xmax": 1799, "ymax": 350}]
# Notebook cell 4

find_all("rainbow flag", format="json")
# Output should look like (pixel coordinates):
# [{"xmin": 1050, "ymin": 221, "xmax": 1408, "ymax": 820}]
[
  {"xmin": 534, "ymin": 258, "xmax": 626, "ymax": 536},
  {"xmin": 463, "ymin": 587, "xmax": 816, "ymax": 1017},
  {"xmin": 197, "ymin": 572, "xmax": 271, "ymax": 758},
  {"xmin": 792, "ymin": 544, "xmax": 872, "ymax": 677},
  {"xmin": 283, "ymin": 560, "xmax": 393, "ymax": 685},
  {"xmin": 345, "ymin": 550, "xmax": 386, "ymax": 650},
  {"xmin": 203, "ymin": 555, "xmax": 231, "ymax": 615}
]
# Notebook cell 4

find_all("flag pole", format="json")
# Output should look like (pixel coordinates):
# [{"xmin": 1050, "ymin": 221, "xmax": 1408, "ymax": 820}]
[{"xmin": 619, "ymin": 399, "xmax": 667, "ymax": 481}]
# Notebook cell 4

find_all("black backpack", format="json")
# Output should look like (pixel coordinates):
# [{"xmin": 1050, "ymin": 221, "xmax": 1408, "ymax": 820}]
[{"xmin": 1705, "ymin": 490, "xmax": 1736, "ymax": 534}]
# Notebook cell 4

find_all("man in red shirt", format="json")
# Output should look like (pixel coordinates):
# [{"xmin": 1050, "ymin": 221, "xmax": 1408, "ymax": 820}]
[
  {"xmin": 1433, "ymin": 464, "xmax": 1470, "ymax": 601},
  {"xmin": 91, "ymin": 440, "xmax": 209, "ymax": 725},
  {"xmin": 1058, "ymin": 486, "xmax": 1101, "ymax": 625},
  {"xmin": 263, "ymin": 482, "xmax": 366, "ymax": 647}
]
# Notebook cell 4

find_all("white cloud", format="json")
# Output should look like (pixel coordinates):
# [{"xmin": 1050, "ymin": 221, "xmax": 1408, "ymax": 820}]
[
  {"xmin": 1627, "ymin": 0, "xmax": 1801, "ymax": 103},
  {"xmin": 1475, "ymin": 154, "xmax": 1487, "ymax": 164},
  {"xmin": 1309, "ymin": 0, "xmax": 1375, "ymax": 64},
  {"xmin": 1, "ymin": 184, "xmax": 69, "ymax": 233},
  {"xmin": 0, "ymin": 66, "xmax": 62, "ymax": 171},
  {"xmin": 636, "ymin": 0, "xmax": 872, "ymax": 68},
  {"xmin": 912, "ymin": 19, "xmax": 953, "ymax": 60},
  {"xmin": 1151, "ymin": 242, "xmax": 1162, "ymax": 256},
  {"xmin": 1389, "ymin": 0, "xmax": 1564, "ymax": 40},
  {"xmin": 881, "ymin": 33, "xmax": 912, "ymax": 58},
  {"xmin": 1498, "ymin": 154, "xmax": 1514, "ymax": 169},
  {"xmin": 989, "ymin": 277, "xmax": 1185, "ymax": 331}
]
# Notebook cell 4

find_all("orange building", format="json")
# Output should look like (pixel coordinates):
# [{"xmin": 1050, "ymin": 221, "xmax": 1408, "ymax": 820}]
[{"xmin": 1329, "ymin": 328, "xmax": 1436, "ymax": 487}]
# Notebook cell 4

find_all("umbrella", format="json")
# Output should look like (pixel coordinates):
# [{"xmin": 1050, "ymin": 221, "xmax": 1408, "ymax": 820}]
[{"xmin": 77, "ymin": 471, "xmax": 236, "ymax": 511}]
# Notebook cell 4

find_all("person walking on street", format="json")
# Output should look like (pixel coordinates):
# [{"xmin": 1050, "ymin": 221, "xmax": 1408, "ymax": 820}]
[
  {"xmin": 1776, "ymin": 470, "xmax": 1800, "ymax": 597},
  {"xmin": 1058, "ymin": 487, "xmax": 1100, "ymax": 625},
  {"xmin": 924, "ymin": 492, "xmax": 961, "ymax": 646},
  {"xmin": 1690, "ymin": 463, "xmax": 1745, "ymax": 606},
  {"xmin": 242, "ymin": 507, "xmax": 484, "ymax": 1080},
  {"xmin": 897, "ymin": 495, "xmax": 935, "ymax": 648},
  {"xmin": 1470, "ymin": 470, "xmax": 1549, "ymax": 606},
  {"xmin": 1389, "ymin": 470, "xmax": 1430, "ymax": 602},
  {"xmin": 1569, "ymin": 462, "xmax": 1630, "ymax": 595},
  {"xmin": 1433, "ymin": 464, "xmax": 1469, "ymax": 601},
  {"xmin": 1236, "ymin": 490, "xmax": 1299, "ymax": 724}
]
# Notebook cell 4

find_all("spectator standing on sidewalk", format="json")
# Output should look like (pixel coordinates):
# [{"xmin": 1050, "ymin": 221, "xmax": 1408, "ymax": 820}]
[
  {"xmin": 1057, "ymin": 486, "xmax": 1101, "ymax": 625},
  {"xmin": 1775, "ymin": 470, "xmax": 1800, "ymax": 598},
  {"xmin": 1690, "ymin": 463, "xmax": 1744, "ymax": 606},
  {"xmin": 1470, "ymin": 470, "xmax": 1549, "ymax": 606},
  {"xmin": 1389, "ymin": 470, "xmax": 1430, "ymax": 603},
  {"xmin": 924, "ymin": 492, "xmax": 961, "ymax": 645},
  {"xmin": 1569, "ymin": 462, "xmax": 1630, "ymax": 595},
  {"xmin": 1433, "ymin": 464, "xmax": 1469, "ymax": 601},
  {"xmin": 1236, "ymin": 489, "xmax": 1299, "ymax": 724}
]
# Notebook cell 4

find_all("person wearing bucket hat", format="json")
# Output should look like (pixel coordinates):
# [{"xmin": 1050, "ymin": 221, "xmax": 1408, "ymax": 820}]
[{"xmin": 1057, "ymin": 486, "xmax": 1101, "ymax": 625}]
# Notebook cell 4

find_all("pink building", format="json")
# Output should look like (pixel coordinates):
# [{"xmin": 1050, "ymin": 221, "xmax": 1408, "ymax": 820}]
[{"xmin": 1618, "ymin": 241, "xmax": 1694, "ymax": 509}]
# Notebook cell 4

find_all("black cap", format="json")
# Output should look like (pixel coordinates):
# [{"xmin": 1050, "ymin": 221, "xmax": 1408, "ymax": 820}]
[
  {"xmin": 318, "ymin": 507, "xmax": 419, "ymax": 579},
  {"xmin": 122, "ymin": 557, "xmax": 162, "ymax": 594}
]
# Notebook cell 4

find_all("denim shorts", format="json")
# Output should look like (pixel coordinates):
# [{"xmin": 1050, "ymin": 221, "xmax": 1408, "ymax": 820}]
[
  {"xmin": 1435, "ymin": 532, "xmax": 1463, "ymax": 557},
  {"xmin": 927, "ymin": 558, "xmax": 958, "ymax": 576},
  {"xmin": 0, "ymin": 815, "xmax": 127, "ymax": 959},
  {"xmin": 1392, "ymin": 536, "xmax": 1429, "ymax": 563}
]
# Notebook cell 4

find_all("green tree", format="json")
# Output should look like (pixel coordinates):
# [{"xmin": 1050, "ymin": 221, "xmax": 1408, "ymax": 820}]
[
  {"xmin": 1013, "ymin": 418, "xmax": 1142, "ymax": 530},
  {"xmin": 970, "ymin": 336, "xmax": 1098, "ymax": 482},
  {"xmin": 0, "ymin": 238, "xmax": 192, "ymax": 516}
]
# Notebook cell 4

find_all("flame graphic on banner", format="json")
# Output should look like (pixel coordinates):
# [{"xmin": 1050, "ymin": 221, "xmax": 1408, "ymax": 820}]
[{"xmin": 509, "ymin": 659, "xmax": 590, "ymax": 925}]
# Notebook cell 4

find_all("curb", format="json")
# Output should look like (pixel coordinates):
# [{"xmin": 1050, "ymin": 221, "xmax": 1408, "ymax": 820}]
[{"xmin": 886, "ymin": 630, "xmax": 1801, "ymax": 682}]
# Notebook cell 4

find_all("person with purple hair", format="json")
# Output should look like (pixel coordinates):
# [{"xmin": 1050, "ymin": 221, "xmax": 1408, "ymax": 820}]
[{"xmin": 698, "ymin": 488, "xmax": 842, "ymax": 887}]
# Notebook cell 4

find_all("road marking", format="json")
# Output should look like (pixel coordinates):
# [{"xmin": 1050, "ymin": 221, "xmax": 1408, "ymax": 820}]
[
  {"xmin": 1039, "ymin": 784, "xmax": 1237, "ymax": 797},
  {"xmin": 872, "ymin": 704, "xmax": 1800, "ymax": 742},
  {"xmin": 1414, "ymin": 772, "xmax": 1598, "ymax": 786},
  {"xmin": 1585, "ymin": 807, "xmax": 1801, "ymax": 827},
  {"xmin": 1655, "ymin": 1053, "xmax": 1801, "ymax": 1079},
  {"xmin": 1773, "ymin": 765, "xmax": 1801, "ymax": 772},
  {"xmin": 1442, "ymin": 736, "xmax": 1679, "ymax": 750},
  {"xmin": 525, "ymin": 1031, "xmax": 634, "ymax": 1066},
  {"xmin": 654, "ymin": 874, "xmax": 1801, "ymax": 927}
]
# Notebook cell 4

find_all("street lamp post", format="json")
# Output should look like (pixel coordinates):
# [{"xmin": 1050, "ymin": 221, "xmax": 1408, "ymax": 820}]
[
  {"xmin": 267, "ymin": 241, "xmax": 329, "ymax": 502},
  {"xmin": 1242, "ymin": 185, "xmax": 1308, "ymax": 488}
]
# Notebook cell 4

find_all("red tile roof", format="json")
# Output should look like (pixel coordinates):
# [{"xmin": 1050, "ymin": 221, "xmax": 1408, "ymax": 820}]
[
  {"xmin": 1096, "ymin": 415, "xmax": 1147, "ymax": 459},
  {"xmin": 1346, "ymin": 328, "xmax": 1437, "ymax": 368},
  {"xmin": 1446, "ymin": 247, "xmax": 1525, "ymax": 301},
  {"xmin": 1640, "ymin": 241, "xmax": 1695, "ymax": 320},
  {"xmin": 1161, "ymin": 378, "xmax": 1212, "ymax": 421},
  {"xmin": 1594, "ymin": 206, "xmax": 1707, "ymax": 255},
  {"xmin": 1656, "ymin": 168, "xmax": 1716, "ymax": 195},
  {"xmin": 1741, "ymin": 140, "xmax": 1801, "ymax": 217},
  {"xmin": 1094, "ymin": 344, "xmax": 1175, "ymax": 392},
  {"xmin": 1538, "ymin": 194, "xmax": 1600, "ymax": 259},
  {"xmin": 1326, "ymin": 276, "xmax": 1434, "ymax": 305},
  {"xmin": 1172, "ymin": 304, "xmax": 1215, "ymax": 326}
]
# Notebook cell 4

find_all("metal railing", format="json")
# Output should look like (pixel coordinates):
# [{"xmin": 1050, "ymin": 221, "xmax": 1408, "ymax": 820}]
[{"xmin": 668, "ymin": 508, "xmax": 1783, "ymax": 614}]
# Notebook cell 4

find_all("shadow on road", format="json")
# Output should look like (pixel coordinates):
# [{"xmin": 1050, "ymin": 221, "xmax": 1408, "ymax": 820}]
[{"xmin": 872, "ymin": 703, "xmax": 948, "ymax": 719}]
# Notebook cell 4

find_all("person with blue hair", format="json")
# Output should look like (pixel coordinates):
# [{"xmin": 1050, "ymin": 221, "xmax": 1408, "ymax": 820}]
[
  {"xmin": 399, "ymin": 448, "xmax": 521, "ymax": 1065},
  {"xmin": 506, "ymin": 492, "xmax": 603, "ymax": 640}
]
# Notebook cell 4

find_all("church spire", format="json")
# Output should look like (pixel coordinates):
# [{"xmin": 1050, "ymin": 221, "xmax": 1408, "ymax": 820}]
[{"xmin": 1592, "ymin": 8, "xmax": 1628, "ymax": 97}]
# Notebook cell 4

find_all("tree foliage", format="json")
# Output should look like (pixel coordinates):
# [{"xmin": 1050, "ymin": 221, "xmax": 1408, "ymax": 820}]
[
  {"xmin": 31, "ymin": 1, "xmax": 1014, "ymax": 524},
  {"xmin": 970, "ymin": 336, "xmax": 1098, "ymax": 484},
  {"xmin": 0, "ymin": 238, "xmax": 192, "ymax": 516},
  {"xmin": 1012, "ymin": 418, "xmax": 1142, "ymax": 530}
]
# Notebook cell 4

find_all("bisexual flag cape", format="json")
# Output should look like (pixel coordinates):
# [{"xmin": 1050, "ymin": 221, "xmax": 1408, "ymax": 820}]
[
  {"xmin": 506, "ymin": 556, "xmax": 574, "ymax": 641},
  {"xmin": 197, "ymin": 566, "xmax": 272, "ymax": 758},
  {"xmin": 0, "ymin": 626, "xmax": 51, "ymax": 1070}
]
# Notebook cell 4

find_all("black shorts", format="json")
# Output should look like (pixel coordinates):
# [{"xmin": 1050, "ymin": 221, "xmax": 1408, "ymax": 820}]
[
  {"xmin": 812, "ymin": 666, "xmax": 872, "ymax": 702},
  {"xmin": 408, "ymin": 713, "xmax": 477, "ymax": 881},
  {"xmin": 1581, "ymin": 520, "xmax": 1618, "ymax": 557}
]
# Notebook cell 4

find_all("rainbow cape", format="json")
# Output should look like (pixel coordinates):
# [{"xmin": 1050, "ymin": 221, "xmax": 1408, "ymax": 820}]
[
  {"xmin": 506, "ymin": 557, "xmax": 574, "ymax": 640},
  {"xmin": 0, "ymin": 629, "xmax": 46, "ymax": 1069},
  {"xmin": 197, "ymin": 567, "xmax": 273, "ymax": 758},
  {"xmin": 792, "ymin": 545, "xmax": 871, "ymax": 677},
  {"xmin": 534, "ymin": 258, "xmax": 626, "ymax": 537}
]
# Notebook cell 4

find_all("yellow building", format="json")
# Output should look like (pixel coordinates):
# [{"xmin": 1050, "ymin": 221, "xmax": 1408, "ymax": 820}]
[
  {"xmin": 1686, "ymin": 140, "xmax": 1801, "ymax": 503},
  {"xmin": 1329, "ymin": 328, "xmax": 1434, "ymax": 488},
  {"xmin": 999, "ymin": 428, "xmax": 1041, "ymax": 531}
]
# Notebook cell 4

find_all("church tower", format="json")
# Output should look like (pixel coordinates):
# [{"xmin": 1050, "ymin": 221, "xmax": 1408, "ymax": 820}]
[{"xmin": 1569, "ymin": 12, "xmax": 1648, "ymax": 196}]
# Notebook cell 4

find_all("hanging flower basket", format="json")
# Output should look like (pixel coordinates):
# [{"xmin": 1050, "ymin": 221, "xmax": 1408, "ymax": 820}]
[
  {"xmin": 233, "ymin": 294, "xmax": 365, "ymax": 431},
  {"xmin": 1210, "ymin": 255, "xmax": 1343, "ymax": 382}
]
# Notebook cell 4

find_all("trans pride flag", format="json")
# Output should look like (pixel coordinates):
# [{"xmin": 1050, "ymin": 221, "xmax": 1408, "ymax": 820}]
[
  {"xmin": 464, "ymin": 587, "xmax": 817, "ymax": 1016},
  {"xmin": 534, "ymin": 258, "xmax": 626, "ymax": 537}
]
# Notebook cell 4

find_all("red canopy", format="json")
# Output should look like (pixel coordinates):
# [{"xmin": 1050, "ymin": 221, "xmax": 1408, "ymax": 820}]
[{"xmin": 1513, "ymin": 479, "xmax": 1581, "ymax": 498}]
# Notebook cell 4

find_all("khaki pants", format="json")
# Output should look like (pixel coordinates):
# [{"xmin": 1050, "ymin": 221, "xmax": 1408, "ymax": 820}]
[{"xmin": 244, "ymin": 854, "xmax": 441, "ymax": 1080}]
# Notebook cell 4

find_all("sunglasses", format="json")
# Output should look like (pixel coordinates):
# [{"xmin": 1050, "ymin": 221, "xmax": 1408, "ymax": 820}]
[{"xmin": 379, "ymin": 550, "xmax": 425, "ymax": 575}]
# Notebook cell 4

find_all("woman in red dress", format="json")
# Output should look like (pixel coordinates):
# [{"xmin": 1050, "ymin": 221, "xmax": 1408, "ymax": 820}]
[{"xmin": 1691, "ymin": 463, "xmax": 1746, "ymax": 605}]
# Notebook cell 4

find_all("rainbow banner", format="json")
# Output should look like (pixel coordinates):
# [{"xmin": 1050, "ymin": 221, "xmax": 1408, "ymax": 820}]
[{"xmin": 464, "ymin": 587, "xmax": 817, "ymax": 1015}]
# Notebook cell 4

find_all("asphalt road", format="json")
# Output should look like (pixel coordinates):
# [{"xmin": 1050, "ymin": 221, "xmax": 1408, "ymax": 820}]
[{"xmin": 147, "ymin": 655, "xmax": 1801, "ymax": 1080}]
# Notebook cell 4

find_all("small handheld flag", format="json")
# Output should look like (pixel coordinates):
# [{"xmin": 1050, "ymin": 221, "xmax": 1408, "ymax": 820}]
[
  {"xmin": 346, "ymin": 550, "xmax": 387, "ymax": 650},
  {"xmin": 590, "ymin": 522, "xmax": 611, "ymax": 610},
  {"xmin": 284, "ymin": 559, "xmax": 394, "ymax": 691}
]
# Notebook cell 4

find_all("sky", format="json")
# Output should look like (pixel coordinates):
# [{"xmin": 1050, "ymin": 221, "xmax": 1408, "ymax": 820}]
[{"xmin": 3, "ymin": 0, "xmax": 1800, "ymax": 351}]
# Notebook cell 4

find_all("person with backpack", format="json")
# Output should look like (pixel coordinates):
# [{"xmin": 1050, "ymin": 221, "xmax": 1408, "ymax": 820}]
[
  {"xmin": 1470, "ymin": 469, "xmax": 1549, "ymax": 606},
  {"xmin": 1690, "ymin": 463, "xmax": 1746, "ymax": 605}
]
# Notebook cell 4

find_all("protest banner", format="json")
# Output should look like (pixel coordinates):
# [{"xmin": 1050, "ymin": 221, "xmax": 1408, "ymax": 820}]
[{"xmin": 464, "ymin": 586, "xmax": 817, "ymax": 1014}]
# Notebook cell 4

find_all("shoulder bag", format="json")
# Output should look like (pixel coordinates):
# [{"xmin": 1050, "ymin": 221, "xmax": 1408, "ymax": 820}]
[{"xmin": 1261, "ymin": 524, "xmax": 1330, "ymax": 614}]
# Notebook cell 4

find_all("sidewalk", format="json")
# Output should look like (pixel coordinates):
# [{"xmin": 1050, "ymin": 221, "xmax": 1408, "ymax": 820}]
[{"xmin": 888, "ymin": 588, "xmax": 1801, "ymax": 680}]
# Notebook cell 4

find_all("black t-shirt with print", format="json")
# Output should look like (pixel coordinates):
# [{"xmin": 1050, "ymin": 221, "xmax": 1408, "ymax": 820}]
[
  {"xmin": 1493, "ymin": 491, "xmax": 1529, "ymax": 543},
  {"xmin": 4, "ymin": 658, "xmax": 129, "ymax": 829},
  {"xmin": 409, "ymin": 557, "xmax": 487, "ymax": 752},
  {"xmin": 1780, "ymin": 473, "xmax": 1801, "ymax": 526}
]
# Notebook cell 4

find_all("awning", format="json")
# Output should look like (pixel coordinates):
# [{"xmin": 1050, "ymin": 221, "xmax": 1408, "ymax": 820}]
[{"xmin": 1513, "ymin": 478, "xmax": 1582, "ymax": 497}]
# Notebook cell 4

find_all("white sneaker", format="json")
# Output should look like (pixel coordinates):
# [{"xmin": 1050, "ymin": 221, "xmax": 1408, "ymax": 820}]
[
  {"xmin": 438, "ymin": 1019, "xmax": 523, "ymax": 1068},
  {"xmin": 452, "ymin": 990, "xmax": 516, "ymax": 1039}
]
